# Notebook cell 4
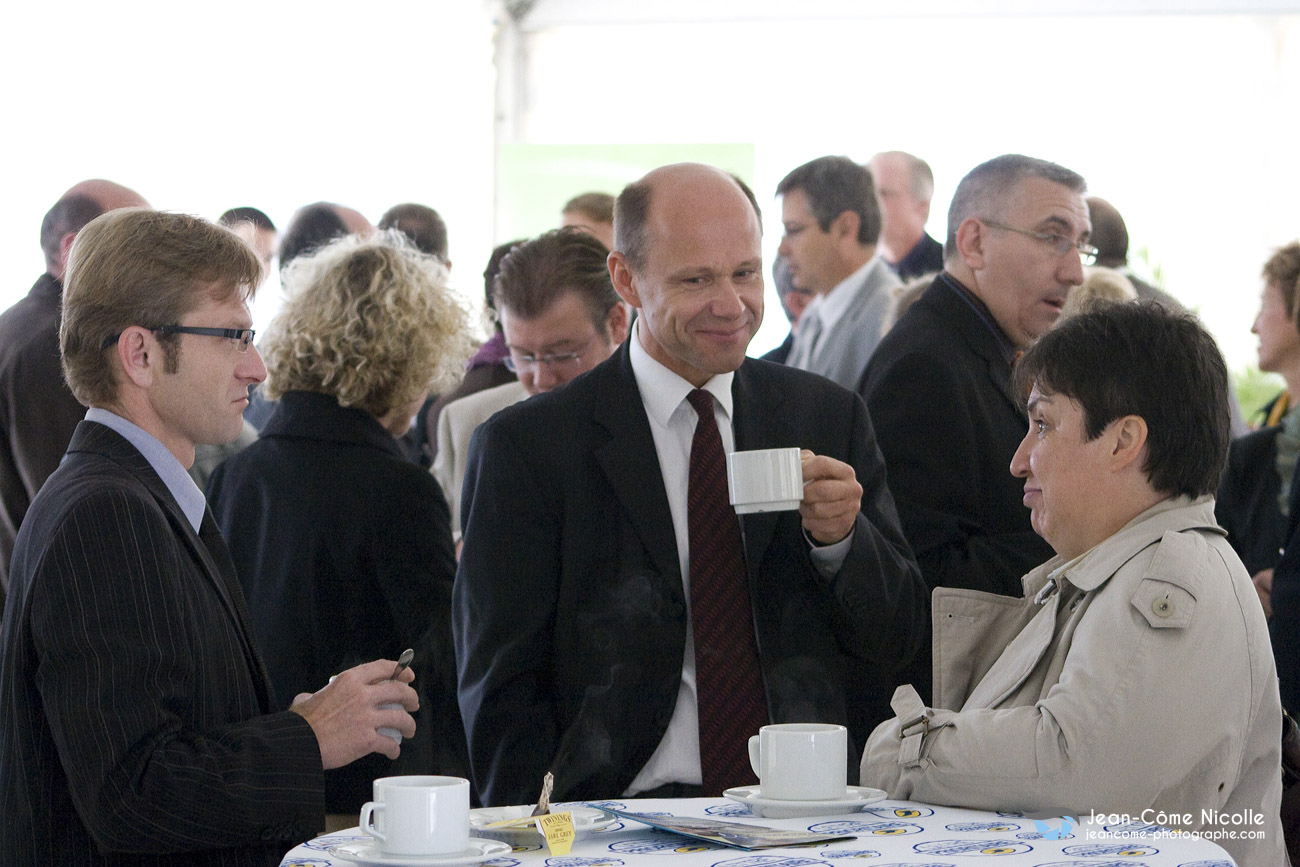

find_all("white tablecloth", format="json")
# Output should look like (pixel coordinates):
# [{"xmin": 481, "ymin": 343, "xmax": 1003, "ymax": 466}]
[{"xmin": 279, "ymin": 797, "xmax": 1234, "ymax": 866}]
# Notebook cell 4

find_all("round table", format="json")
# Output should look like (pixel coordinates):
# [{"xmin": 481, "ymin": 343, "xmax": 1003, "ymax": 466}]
[{"xmin": 279, "ymin": 797, "xmax": 1234, "ymax": 866}]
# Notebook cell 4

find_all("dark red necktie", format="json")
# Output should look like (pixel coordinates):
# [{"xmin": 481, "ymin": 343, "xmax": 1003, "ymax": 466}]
[{"xmin": 686, "ymin": 388, "xmax": 767, "ymax": 795}]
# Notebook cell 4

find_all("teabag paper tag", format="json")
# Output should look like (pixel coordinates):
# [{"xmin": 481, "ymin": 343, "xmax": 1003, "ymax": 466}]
[{"xmin": 537, "ymin": 811, "xmax": 575, "ymax": 855}]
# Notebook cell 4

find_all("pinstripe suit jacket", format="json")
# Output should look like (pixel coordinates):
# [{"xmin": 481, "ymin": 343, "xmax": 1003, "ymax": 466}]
[{"xmin": 0, "ymin": 421, "xmax": 324, "ymax": 866}]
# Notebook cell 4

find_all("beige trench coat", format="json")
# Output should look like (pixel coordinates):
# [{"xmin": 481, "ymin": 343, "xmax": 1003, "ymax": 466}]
[{"xmin": 862, "ymin": 496, "xmax": 1286, "ymax": 866}]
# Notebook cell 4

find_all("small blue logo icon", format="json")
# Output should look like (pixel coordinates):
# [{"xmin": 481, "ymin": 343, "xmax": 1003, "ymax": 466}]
[{"xmin": 1032, "ymin": 815, "xmax": 1076, "ymax": 840}]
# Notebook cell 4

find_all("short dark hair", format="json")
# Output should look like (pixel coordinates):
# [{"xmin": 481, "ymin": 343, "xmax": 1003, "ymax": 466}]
[
  {"xmin": 378, "ymin": 203, "xmax": 449, "ymax": 261},
  {"xmin": 279, "ymin": 203, "xmax": 349, "ymax": 269},
  {"xmin": 1012, "ymin": 301, "xmax": 1229, "ymax": 498},
  {"xmin": 483, "ymin": 238, "xmax": 526, "ymax": 313},
  {"xmin": 494, "ymin": 227, "xmax": 621, "ymax": 334},
  {"xmin": 40, "ymin": 194, "xmax": 104, "ymax": 274},
  {"xmin": 562, "ymin": 192, "xmax": 615, "ymax": 224},
  {"xmin": 776, "ymin": 156, "xmax": 881, "ymax": 246},
  {"xmin": 946, "ymin": 154, "xmax": 1087, "ymax": 258},
  {"xmin": 218, "ymin": 206, "xmax": 276, "ymax": 233},
  {"xmin": 1086, "ymin": 197, "xmax": 1128, "ymax": 268},
  {"xmin": 615, "ymin": 171, "xmax": 761, "ymax": 271}
]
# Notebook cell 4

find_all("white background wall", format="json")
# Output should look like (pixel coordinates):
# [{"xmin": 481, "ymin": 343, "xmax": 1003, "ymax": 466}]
[{"xmin": 3, "ymin": 1, "xmax": 1298, "ymax": 372}]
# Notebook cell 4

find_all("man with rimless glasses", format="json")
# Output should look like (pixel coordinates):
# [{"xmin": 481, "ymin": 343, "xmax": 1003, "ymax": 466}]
[
  {"xmin": 859, "ymin": 154, "xmax": 1096, "ymax": 705},
  {"xmin": 433, "ymin": 227, "xmax": 628, "ymax": 544},
  {"xmin": 0, "ymin": 209, "xmax": 422, "ymax": 865}
]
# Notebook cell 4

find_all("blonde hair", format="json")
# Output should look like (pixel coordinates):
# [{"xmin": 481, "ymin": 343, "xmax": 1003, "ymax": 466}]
[
  {"xmin": 1060, "ymin": 267, "xmax": 1137, "ymax": 321},
  {"xmin": 61, "ymin": 209, "xmax": 259, "ymax": 407},
  {"xmin": 261, "ymin": 231, "xmax": 471, "ymax": 417}
]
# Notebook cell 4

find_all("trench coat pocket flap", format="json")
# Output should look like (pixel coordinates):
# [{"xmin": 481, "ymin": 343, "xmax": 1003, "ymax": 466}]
[{"xmin": 1129, "ymin": 532, "xmax": 1203, "ymax": 629}]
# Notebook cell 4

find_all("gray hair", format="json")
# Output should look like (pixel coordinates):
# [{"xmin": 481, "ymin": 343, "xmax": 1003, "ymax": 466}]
[
  {"xmin": 945, "ymin": 154, "xmax": 1086, "ymax": 259},
  {"xmin": 872, "ymin": 151, "xmax": 935, "ymax": 202}
]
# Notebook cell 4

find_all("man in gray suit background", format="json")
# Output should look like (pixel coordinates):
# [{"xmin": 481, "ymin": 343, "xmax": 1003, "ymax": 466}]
[{"xmin": 776, "ymin": 156, "xmax": 901, "ymax": 390}]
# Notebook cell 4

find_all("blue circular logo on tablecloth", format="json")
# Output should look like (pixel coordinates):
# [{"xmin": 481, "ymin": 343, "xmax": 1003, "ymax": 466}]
[
  {"xmin": 864, "ymin": 805, "xmax": 934, "ymax": 819},
  {"xmin": 913, "ymin": 839, "xmax": 1032, "ymax": 856},
  {"xmin": 1062, "ymin": 843, "xmax": 1158, "ymax": 857},
  {"xmin": 944, "ymin": 822, "xmax": 1022, "ymax": 833},
  {"xmin": 609, "ymin": 838, "xmax": 718, "ymax": 855},
  {"xmin": 301, "ymin": 833, "xmax": 365, "ymax": 851},
  {"xmin": 711, "ymin": 856, "xmax": 832, "ymax": 867},
  {"xmin": 808, "ymin": 821, "xmax": 923, "ymax": 836}
]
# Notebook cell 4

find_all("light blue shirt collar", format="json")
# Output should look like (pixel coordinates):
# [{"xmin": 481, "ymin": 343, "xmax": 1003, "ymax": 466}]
[
  {"xmin": 85, "ymin": 408, "xmax": 206, "ymax": 533},
  {"xmin": 628, "ymin": 319, "xmax": 734, "ymax": 429}
]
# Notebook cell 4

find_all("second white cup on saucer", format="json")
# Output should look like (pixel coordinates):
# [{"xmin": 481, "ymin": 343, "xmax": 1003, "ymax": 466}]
[
  {"xmin": 359, "ymin": 775, "xmax": 470, "ymax": 856},
  {"xmin": 747, "ymin": 722, "xmax": 847, "ymax": 800}
]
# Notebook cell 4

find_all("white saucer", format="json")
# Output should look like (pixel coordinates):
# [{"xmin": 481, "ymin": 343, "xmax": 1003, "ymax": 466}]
[
  {"xmin": 328, "ymin": 837, "xmax": 511, "ymax": 866},
  {"xmin": 469, "ymin": 805, "xmax": 615, "ymax": 842},
  {"xmin": 723, "ymin": 785, "xmax": 887, "ymax": 819}
]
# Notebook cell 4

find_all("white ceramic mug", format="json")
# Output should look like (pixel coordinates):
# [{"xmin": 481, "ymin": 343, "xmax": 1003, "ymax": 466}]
[
  {"xmin": 727, "ymin": 447, "xmax": 804, "ymax": 514},
  {"xmin": 360, "ymin": 775, "xmax": 470, "ymax": 855},
  {"xmin": 747, "ymin": 722, "xmax": 847, "ymax": 800}
]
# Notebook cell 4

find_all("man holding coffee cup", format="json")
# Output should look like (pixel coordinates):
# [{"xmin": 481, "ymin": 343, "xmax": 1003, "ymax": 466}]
[
  {"xmin": 455, "ymin": 163, "xmax": 925, "ymax": 806},
  {"xmin": 0, "ymin": 210, "xmax": 421, "ymax": 866}
]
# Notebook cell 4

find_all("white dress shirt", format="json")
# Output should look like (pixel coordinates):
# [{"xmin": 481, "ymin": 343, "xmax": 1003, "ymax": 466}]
[{"xmin": 623, "ymin": 322, "xmax": 850, "ymax": 794}]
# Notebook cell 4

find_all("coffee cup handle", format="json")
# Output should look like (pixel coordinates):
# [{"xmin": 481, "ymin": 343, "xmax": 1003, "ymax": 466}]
[
  {"xmin": 748, "ymin": 735, "xmax": 761, "ymax": 779},
  {"xmin": 360, "ymin": 801, "xmax": 386, "ymax": 845}
]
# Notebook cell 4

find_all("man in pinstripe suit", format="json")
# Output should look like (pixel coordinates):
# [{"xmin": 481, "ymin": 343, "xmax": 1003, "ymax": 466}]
[{"xmin": 0, "ymin": 209, "xmax": 420, "ymax": 866}]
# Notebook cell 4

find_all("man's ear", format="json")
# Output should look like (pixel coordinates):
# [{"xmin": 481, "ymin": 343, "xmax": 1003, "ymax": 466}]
[
  {"xmin": 606, "ymin": 301, "xmax": 630, "ymax": 345},
  {"xmin": 115, "ymin": 326, "xmax": 159, "ymax": 390},
  {"xmin": 1110, "ymin": 415, "xmax": 1148, "ymax": 472},
  {"xmin": 954, "ymin": 218, "xmax": 986, "ymax": 270},
  {"xmin": 830, "ymin": 210, "xmax": 861, "ymax": 247},
  {"xmin": 56, "ymin": 231, "xmax": 78, "ymax": 279},
  {"xmin": 608, "ymin": 251, "xmax": 641, "ymax": 309}
]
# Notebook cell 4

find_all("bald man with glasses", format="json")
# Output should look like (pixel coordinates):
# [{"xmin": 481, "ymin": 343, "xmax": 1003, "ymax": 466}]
[
  {"xmin": 433, "ymin": 228, "xmax": 628, "ymax": 545},
  {"xmin": 858, "ymin": 154, "xmax": 1096, "ymax": 704}
]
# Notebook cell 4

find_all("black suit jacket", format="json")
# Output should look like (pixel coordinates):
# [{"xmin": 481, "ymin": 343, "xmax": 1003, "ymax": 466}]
[
  {"xmin": 207, "ymin": 390, "xmax": 466, "ymax": 811},
  {"xmin": 1267, "ymin": 437, "xmax": 1300, "ymax": 717},
  {"xmin": 1217, "ymin": 424, "xmax": 1287, "ymax": 577},
  {"xmin": 0, "ymin": 274, "xmax": 88, "ymax": 603},
  {"xmin": 0, "ymin": 421, "xmax": 323, "ymax": 866},
  {"xmin": 858, "ymin": 276, "xmax": 1054, "ymax": 699},
  {"xmin": 454, "ymin": 344, "xmax": 925, "ymax": 806}
]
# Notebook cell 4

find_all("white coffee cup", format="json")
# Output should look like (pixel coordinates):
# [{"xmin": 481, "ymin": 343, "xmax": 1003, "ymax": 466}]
[
  {"xmin": 747, "ymin": 723, "xmax": 847, "ymax": 800},
  {"xmin": 360, "ymin": 775, "xmax": 470, "ymax": 855},
  {"xmin": 727, "ymin": 447, "xmax": 804, "ymax": 514}
]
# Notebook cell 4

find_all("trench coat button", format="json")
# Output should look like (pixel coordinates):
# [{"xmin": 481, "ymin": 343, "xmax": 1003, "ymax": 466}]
[{"xmin": 1152, "ymin": 595, "xmax": 1173, "ymax": 618}]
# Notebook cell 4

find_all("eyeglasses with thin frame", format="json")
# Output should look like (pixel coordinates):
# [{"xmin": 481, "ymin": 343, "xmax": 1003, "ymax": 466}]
[
  {"xmin": 100, "ymin": 325, "xmax": 257, "ymax": 351},
  {"xmin": 503, "ymin": 338, "xmax": 594, "ymax": 373},
  {"xmin": 980, "ymin": 219, "xmax": 1100, "ymax": 266}
]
